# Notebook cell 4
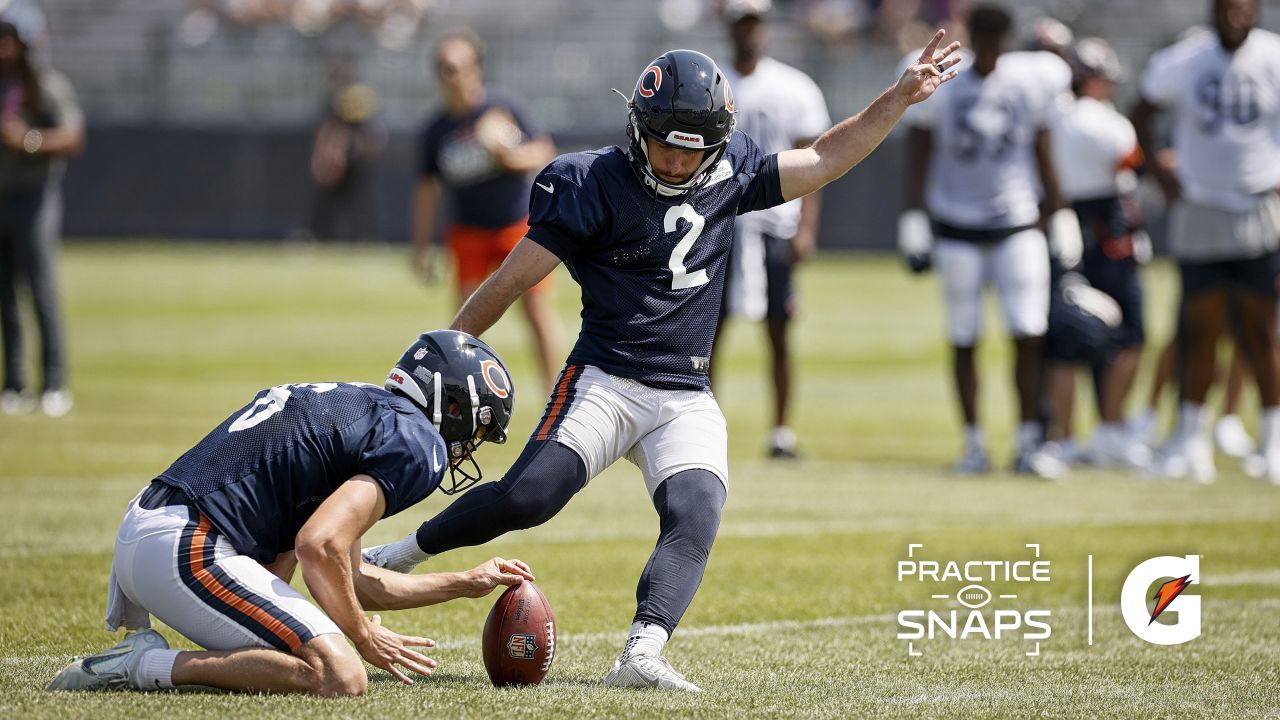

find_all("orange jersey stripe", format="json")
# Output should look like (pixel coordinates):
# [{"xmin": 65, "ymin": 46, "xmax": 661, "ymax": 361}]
[
  {"xmin": 535, "ymin": 365, "xmax": 579, "ymax": 441},
  {"xmin": 1117, "ymin": 145, "xmax": 1144, "ymax": 172},
  {"xmin": 188, "ymin": 515, "xmax": 304, "ymax": 651}
]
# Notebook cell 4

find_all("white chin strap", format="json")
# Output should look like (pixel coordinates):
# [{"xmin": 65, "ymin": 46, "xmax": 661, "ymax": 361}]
[
  {"xmin": 466, "ymin": 375, "xmax": 481, "ymax": 436},
  {"xmin": 432, "ymin": 371, "xmax": 443, "ymax": 430}
]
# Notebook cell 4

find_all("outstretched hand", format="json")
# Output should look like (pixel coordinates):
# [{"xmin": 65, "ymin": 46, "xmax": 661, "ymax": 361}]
[
  {"xmin": 463, "ymin": 556, "xmax": 536, "ymax": 597},
  {"xmin": 895, "ymin": 29, "xmax": 963, "ymax": 105},
  {"xmin": 357, "ymin": 614, "xmax": 437, "ymax": 685}
]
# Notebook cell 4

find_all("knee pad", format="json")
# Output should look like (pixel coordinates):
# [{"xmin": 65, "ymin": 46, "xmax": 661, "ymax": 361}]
[
  {"xmin": 491, "ymin": 440, "xmax": 587, "ymax": 529},
  {"xmin": 653, "ymin": 469, "xmax": 726, "ymax": 552}
]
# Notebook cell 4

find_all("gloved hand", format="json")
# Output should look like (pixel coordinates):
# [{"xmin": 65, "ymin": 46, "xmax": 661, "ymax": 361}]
[
  {"xmin": 1048, "ymin": 207, "xmax": 1084, "ymax": 270},
  {"xmin": 897, "ymin": 208, "xmax": 933, "ymax": 274}
]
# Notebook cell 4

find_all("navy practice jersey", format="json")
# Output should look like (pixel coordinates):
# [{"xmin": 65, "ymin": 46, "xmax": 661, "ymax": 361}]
[
  {"xmin": 525, "ymin": 131, "xmax": 784, "ymax": 389},
  {"xmin": 156, "ymin": 382, "xmax": 446, "ymax": 563}
]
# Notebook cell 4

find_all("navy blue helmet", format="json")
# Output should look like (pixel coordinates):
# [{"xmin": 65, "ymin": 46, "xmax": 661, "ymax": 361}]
[
  {"xmin": 385, "ymin": 330, "xmax": 514, "ymax": 494},
  {"xmin": 1046, "ymin": 273, "xmax": 1123, "ymax": 364},
  {"xmin": 624, "ymin": 49, "xmax": 737, "ymax": 199}
]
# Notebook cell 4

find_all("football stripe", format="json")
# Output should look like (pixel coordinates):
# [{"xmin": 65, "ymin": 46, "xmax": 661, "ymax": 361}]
[{"xmin": 534, "ymin": 364, "xmax": 579, "ymax": 441}]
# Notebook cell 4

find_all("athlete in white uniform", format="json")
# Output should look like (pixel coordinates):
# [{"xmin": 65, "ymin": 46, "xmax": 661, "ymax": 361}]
[
  {"xmin": 1046, "ymin": 37, "xmax": 1151, "ymax": 469},
  {"xmin": 715, "ymin": 0, "xmax": 831, "ymax": 458},
  {"xmin": 899, "ymin": 4, "xmax": 1076, "ymax": 477},
  {"xmin": 1132, "ymin": 0, "xmax": 1280, "ymax": 484}
]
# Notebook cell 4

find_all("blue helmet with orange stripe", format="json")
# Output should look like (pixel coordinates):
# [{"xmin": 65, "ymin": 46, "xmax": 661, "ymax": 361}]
[
  {"xmin": 386, "ymin": 330, "xmax": 514, "ymax": 494},
  {"xmin": 622, "ymin": 49, "xmax": 736, "ymax": 200}
]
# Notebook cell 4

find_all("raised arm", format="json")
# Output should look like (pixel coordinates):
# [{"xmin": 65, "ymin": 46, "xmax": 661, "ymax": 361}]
[
  {"xmin": 450, "ymin": 238, "xmax": 562, "ymax": 335},
  {"xmin": 777, "ymin": 29, "xmax": 961, "ymax": 202}
]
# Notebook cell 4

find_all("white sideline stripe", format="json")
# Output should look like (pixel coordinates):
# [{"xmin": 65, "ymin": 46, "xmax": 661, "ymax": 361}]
[
  {"xmin": 1208, "ymin": 569, "xmax": 1280, "ymax": 586},
  {"xmin": 10, "ymin": 599, "xmax": 1280, "ymax": 666},
  {"xmin": 434, "ymin": 613, "xmax": 899, "ymax": 650}
]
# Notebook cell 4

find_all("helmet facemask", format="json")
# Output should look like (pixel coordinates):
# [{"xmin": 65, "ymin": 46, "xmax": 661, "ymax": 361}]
[{"xmin": 625, "ymin": 106, "xmax": 734, "ymax": 201}]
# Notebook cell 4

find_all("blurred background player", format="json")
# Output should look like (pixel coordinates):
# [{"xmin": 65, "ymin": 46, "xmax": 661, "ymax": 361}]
[
  {"xmin": 412, "ymin": 29, "xmax": 561, "ymax": 391},
  {"xmin": 0, "ymin": 16, "xmax": 83, "ymax": 417},
  {"xmin": 363, "ymin": 39, "xmax": 963, "ymax": 690},
  {"xmin": 1131, "ymin": 0, "xmax": 1280, "ymax": 483},
  {"xmin": 47, "ymin": 331, "xmax": 534, "ymax": 696},
  {"xmin": 298, "ymin": 57, "xmax": 386, "ymax": 243},
  {"xmin": 1044, "ymin": 37, "xmax": 1151, "ymax": 468},
  {"xmin": 714, "ymin": 0, "xmax": 831, "ymax": 459},
  {"xmin": 898, "ymin": 4, "xmax": 1076, "ymax": 478}
]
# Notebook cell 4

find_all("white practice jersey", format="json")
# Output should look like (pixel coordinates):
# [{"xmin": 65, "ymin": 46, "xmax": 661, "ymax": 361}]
[
  {"xmin": 1140, "ymin": 29, "xmax": 1280, "ymax": 212},
  {"xmin": 723, "ymin": 57, "xmax": 831, "ymax": 238},
  {"xmin": 1051, "ymin": 96, "xmax": 1140, "ymax": 201},
  {"xmin": 904, "ymin": 50, "xmax": 1071, "ymax": 230}
]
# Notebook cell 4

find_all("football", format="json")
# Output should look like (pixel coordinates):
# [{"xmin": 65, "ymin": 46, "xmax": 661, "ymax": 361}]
[{"xmin": 481, "ymin": 581, "xmax": 556, "ymax": 686}]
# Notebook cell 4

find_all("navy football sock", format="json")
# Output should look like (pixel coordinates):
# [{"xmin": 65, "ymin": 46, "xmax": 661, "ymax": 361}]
[
  {"xmin": 632, "ymin": 469, "xmax": 727, "ymax": 636},
  {"xmin": 415, "ymin": 439, "xmax": 586, "ymax": 555}
]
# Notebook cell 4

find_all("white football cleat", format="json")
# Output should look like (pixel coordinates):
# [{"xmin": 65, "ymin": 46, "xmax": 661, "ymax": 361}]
[
  {"xmin": 46, "ymin": 629, "xmax": 169, "ymax": 692},
  {"xmin": 1013, "ymin": 444, "xmax": 1067, "ymax": 480},
  {"xmin": 1086, "ymin": 425, "xmax": 1152, "ymax": 469},
  {"xmin": 1, "ymin": 389, "xmax": 35, "ymax": 416},
  {"xmin": 603, "ymin": 654, "xmax": 703, "ymax": 692},
  {"xmin": 951, "ymin": 445, "xmax": 991, "ymax": 475},
  {"xmin": 40, "ymin": 389, "xmax": 74, "ymax": 418},
  {"xmin": 1149, "ymin": 433, "xmax": 1215, "ymax": 484},
  {"xmin": 1213, "ymin": 414, "xmax": 1255, "ymax": 459}
]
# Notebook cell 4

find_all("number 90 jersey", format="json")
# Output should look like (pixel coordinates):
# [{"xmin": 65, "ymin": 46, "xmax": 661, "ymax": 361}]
[
  {"xmin": 526, "ymin": 131, "xmax": 784, "ymax": 389},
  {"xmin": 1139, "ymin": 29, "xmax": 1280, "ymax": 212},
  {"xmin": 155, "ymin": 382, "xmax": 447, "ymax": 563}
]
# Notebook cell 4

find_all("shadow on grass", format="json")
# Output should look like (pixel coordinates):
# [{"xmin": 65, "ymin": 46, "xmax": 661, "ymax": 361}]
[{"xmin": 368, "ymin": 672, "xmax": 603, "ymax": 690}]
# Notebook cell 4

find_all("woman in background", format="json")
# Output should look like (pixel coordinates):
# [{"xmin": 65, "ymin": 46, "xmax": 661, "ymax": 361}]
[{"xmin": 0, "ymin": 18, "xmax": 84, "ymax": 417}]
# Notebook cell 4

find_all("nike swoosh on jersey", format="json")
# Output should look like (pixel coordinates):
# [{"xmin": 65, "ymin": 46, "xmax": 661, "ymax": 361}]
[
  {"xmin": 432, "ymin": 446, "xmax": 443, "ymax": 473},
  {"xmin": 536, "ymin": 181, "xmax": 555, "ymax": 193}
]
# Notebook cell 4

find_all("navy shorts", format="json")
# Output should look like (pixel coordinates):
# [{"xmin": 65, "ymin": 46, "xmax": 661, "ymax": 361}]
[
  {"xmin": 1179, "ymin": 251, "xmax": 1280, "ymax": 299},
  {"xmin": 1080, "ymin": 246, "xmax": 1145, "ymax": 349}
]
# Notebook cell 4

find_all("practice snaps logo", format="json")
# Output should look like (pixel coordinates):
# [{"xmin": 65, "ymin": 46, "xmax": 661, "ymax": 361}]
[
  {"xmin": 896, "ymin": 543, "xmax": 1053, "ymax": 657},
  {"xmin": 1121, "ymin": 555, "xmax": 1201, "ymax": 645}
]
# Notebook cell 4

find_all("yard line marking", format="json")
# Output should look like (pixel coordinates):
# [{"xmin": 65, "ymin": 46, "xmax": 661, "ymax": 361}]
[
  {"xmin": 434, "ymin": 613, "xmax": 900, "ymax": 650},
  {"xmin": 1207, "ymin": 569, "xmax": 1280, "ymax": 586},
  {"xmin": 13, "ymin": 600, "xmax": 1280, "ymax": 666},
  {"xmin": 1087, "ymin": 554, "xmax": 1093, "ymax": 647}
]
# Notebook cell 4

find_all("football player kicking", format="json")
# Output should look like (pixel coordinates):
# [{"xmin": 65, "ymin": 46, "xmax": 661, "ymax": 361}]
[
  {"xmin": 362, "ymin": 33, "xmax": 962, "ymax": 691},
  {"xmin": 47, "ymin": 331, "xmax": 534, "ymax": 696}
]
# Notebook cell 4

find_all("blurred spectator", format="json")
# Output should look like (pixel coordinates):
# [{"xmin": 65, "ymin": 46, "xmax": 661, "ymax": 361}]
[
  {"xmin": 0, "ymin": 18, "xmax": 84, "ymax": 417},
  {"xmin": 412, "ymin": 30, "xmax": 561, "ymax": 390},
  {"xmin": 714, "ymin": 0, "xmax": 831, "ymax": 459},
  {"xmin": 297, "ymin": 58, "xmax": 385, "ymax": 242}
]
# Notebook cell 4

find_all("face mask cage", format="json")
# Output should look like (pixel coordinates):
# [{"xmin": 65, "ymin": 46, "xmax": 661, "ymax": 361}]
[
  {"xmin": 440, "ymin": 431, "xmax": 487, "ymax": 495},
  {"xmin": 626, "ymin": 107, "xmax": 730, "ymax": 201}
]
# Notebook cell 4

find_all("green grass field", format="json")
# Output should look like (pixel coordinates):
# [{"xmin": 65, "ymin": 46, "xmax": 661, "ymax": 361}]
[{"xmin": 1, "ymin": 243, "xmax": 1277, "ymax": 718}]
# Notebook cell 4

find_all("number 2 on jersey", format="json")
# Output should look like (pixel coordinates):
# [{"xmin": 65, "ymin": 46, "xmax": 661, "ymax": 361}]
[{"xmin": 665, "ymin": 203, "xmax": 709, "ymax": 290}]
